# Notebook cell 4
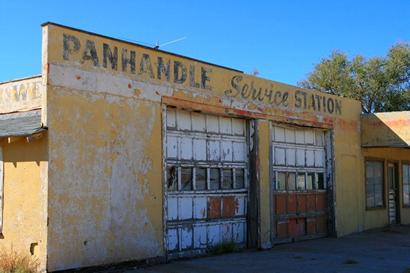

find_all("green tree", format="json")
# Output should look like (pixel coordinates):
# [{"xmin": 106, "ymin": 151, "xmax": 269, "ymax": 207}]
[{"xmin": 299, "ymin": 43, "xmax": 410, "ymax": 113}]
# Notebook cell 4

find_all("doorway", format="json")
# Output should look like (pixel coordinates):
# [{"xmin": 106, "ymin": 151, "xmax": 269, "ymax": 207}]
[{"xmin": 387, "ymin": 162, "xmax": 400, "ymax": 225}]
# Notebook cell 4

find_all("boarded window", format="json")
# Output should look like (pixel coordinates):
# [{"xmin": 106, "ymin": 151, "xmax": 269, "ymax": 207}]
[
  {"xmin": 403, "ymin": 164, "xmax": 410, "ymax": 207},
  {"xmin": 167, "ymin": 166, "xmax": 178, "ymax": 191},
  {"xmin": 366, "ymin": 160, "xmax": 384, "ymax": 208},
  {"xmin": 316, "ymin": 173, "xmax": 325, "ymax": 190},
  {"xmin": 180, "ymin": 167, "xmax": 193, "ymax": 191}
]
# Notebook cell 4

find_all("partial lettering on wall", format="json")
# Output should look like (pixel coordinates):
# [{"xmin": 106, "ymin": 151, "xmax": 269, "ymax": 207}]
[
  {"xmin": 0, "ymin": 79, "xmax": 42, "ymax": 114},
  {"xmin": 58, "ymin": 31, "xmax": 342, "ymax": 116}
]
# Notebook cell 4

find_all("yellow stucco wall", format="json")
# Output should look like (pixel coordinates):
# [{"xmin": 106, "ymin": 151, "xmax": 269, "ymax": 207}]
[
  {"xmin": 362, "ymin": 148, "xmax": 410, "ymax": 228},
  {"xmin": 42, "ymin": 23, "xmax": 364, "ymax": 270},
  {"xmin": 257, "ymin": 120, "xmax": 272, "ymax": 248},
  {"xmin": 0, "ymin": 136, "xmax": 48, "ymax": 272},
  {"xmin": 333, "ymin": 119, "xmax": 365, "ymax": 236},
  {"xmin": 362, "ymin": 112, "xmax": 410, "ymax": 147},
  {"xmin": 45, "ymin": 86, "xmax": 164, "ymax": 271}
]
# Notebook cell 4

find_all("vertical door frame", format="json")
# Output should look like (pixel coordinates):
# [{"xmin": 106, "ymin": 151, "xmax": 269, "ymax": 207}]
[
  {"xmin": 161, "ymin": 104, "xmax": 169, "ymax": 259},
  {"xmin": 0, "ymin": 147, "xmax": 3, "ymax": 234},
  {"xmin": 387, "ymin": 160, "xmax": 400, "ymax": 224},
  {"xmin": 247, "ymin": 119, "xmax": 259, "ymax": 248},
  {"xmin": 325, "ymin": 129, "xmax": 336, "ymax": 236}
]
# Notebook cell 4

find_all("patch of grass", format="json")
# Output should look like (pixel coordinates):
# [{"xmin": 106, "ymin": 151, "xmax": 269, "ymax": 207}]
[
  {"xmin": 293, "ymin": 255, "xmax": 304, "ymax": 260},
  {"xmin": 210, "ymin": 242, "xmax": 237, "ymax": 255},
  {"xmin": 343, "ymin": 259, "xmax": 359, "ymax": 265},
  {"xmin": 0, "ymin": 248, "xmax": 39, "ymax": 273},
  {"xmin": 402, "ymin": 267, "xmax": 410, "ymax": 273}
]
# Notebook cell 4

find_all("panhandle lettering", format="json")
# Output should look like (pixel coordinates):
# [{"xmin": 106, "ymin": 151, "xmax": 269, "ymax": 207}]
[
  {"xmin": 224, "ymin": 75, "xmax": 342, "ymax": 115},
  {"xmin": 62, "ymin": 33, "xmax": 212, "ymax": 90}
]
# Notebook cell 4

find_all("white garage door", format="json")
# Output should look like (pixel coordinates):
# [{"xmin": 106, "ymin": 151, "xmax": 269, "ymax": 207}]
[{"xmin": 165, "ymin": 107, "xmax": 249, "ymax": 257}]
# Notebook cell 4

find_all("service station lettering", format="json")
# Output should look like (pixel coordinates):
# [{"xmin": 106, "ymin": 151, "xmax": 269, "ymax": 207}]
[
  {"xmin": 224, "ymin": 75, "xmax": 342, "ymax": 115},
  {"xmin": 62, "ymin": 33, "xmax": 342, "ymax": 115}
]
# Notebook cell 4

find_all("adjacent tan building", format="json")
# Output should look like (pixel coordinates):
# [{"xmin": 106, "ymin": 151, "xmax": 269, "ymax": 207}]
[{"xmin": 0, "ymin": 23, "xmax": 408, "ymax": 272}]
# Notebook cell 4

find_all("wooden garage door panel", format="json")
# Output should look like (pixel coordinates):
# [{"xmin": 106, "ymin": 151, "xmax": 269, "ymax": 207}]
[{"xmin": 272, "ymin": 124, "xmax": 328, "ymax": 242}]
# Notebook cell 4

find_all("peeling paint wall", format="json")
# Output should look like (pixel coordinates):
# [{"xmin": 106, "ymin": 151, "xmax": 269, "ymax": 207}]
[
  {"xmin": 45, "ymin": 86, "xmax": 163, "ymax": 271},
  {"xmin": 43, "ymin": 23, "xmax": 365, "ymax": 270},
  {"xmin": 0, "ymin": 136, "xmax": 48, "ymax": 272}
]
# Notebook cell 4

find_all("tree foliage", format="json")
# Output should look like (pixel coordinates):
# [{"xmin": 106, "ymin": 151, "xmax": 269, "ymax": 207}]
[{"xmin": 299, "ymin": 43, "xmax": 410, "ymax": 113}]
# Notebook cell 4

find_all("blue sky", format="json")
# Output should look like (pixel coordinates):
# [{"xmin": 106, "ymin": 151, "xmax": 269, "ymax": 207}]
[{"xmin": 0, "ymin": 0, "xmax": 409, "ymax": 85}]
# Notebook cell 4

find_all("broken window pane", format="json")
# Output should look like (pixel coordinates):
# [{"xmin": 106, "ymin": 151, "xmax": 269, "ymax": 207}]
[
  {"xmin": 166, "ymin": 166, "xmax": 178, "ymax": 191},
  {"xmin": 210, "ymin": 168, "xmax": 220, "ymax": 190},
  {"xmin": 222, "ymin": 169, "xmax": 233, "ymax": 189},
  {"xmin": 307, "ymin": 173, "xmax": 315, "ymax": 190},
  {"xmin": 287, "ymin": 173, "xmax": 296, "ymax": 191},
  {"xmin": 317, "ymin": 173, "xmax": 325, "ymax": 190},
  {"xmin": 234, "ymin": 168, "xmax": 245, "ymax": 189},
  {"xmin": 276, "ymin": 172, "xmax": 286, "ymax": 191},
  {"xmin": 180, "ymin": 167, "xmax": 193, "ymax": 191},
  {"xmin": 195, "ymin": 167, "xmax": 207, "ymax": 190},
  {"xmin": 297, "ymin": 173, "xmax": 305, "ymax": 191}
]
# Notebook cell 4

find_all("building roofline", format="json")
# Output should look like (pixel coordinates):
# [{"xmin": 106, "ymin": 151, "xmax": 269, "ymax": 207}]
[
  {"xmin": 362, "ymin": 110, "xmax": 410, "ymax": 115},
  {"xmin": 0, "ymin": 74, "xmax": 42, "ymax": 85},
  {"xmin": 41, "ymin": 22, "xmax": 243, "ymax": 74}
]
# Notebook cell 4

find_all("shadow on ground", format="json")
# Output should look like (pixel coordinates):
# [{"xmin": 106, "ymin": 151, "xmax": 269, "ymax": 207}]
[{"xmin": 101, "ymin": 226, "xmax": 410, "ymax": 273}]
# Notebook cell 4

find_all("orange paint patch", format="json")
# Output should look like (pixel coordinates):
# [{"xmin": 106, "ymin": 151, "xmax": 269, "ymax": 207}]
[
  {"xmin": 208, "ymin": 197, "xmax": 221, "ymax": 219},
  {"xmin": 307, "ymin": 218, "xmax": 316, "ymax": 235},
  {"xmin": 297, "ymin": 194, "xmax": 307, "ymax": 213},
  {"xmin": 337, "ymin": 119, "xmax": 358, "ymax": 131},
  {"xmin": 385, "ymin": 119, "xmax": 410, "ymax": 127},
  {"xmin": 275, "ymin": 193, "xmax": 287, "ymax": 215},
  {"xmin": 288, "ymin": 219, "xmax": 298, "ymax": 237},
  {"xmin": 306, "ymin": 194, "xmax": 316, "ymax": 212},
  {"xmin": 296, "ymin": 218, "xmax": 306, "ymax": 236},
  {"xmin": 287, "ymin": 193, "xmax": 297, "ymax": 214},
  {"xmin": 316, "ymin": 193, "xmax": 327, "ymax": 210},
  {"xmin": 276, "ymin": 221, "xmax": 288, "ymax": 238},
  {"xmin": 222, "ymin": 196, "xmax": 236, "ymax": 218}
]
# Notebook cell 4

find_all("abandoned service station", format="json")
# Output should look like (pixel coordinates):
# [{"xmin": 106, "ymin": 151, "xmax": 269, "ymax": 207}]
[{"xmin": 0, "ymin": 22, "xmax": 409, "ymax": 272}]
